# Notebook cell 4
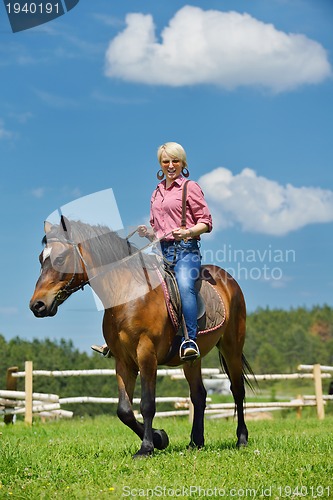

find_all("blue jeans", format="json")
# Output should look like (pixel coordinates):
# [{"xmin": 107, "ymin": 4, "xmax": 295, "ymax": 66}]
[{"xmin": 161, "ymin": 239, "xmax": 201, "ymax": 340}]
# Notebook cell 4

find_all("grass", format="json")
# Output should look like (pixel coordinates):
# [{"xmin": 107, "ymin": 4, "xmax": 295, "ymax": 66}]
[{"xmin": 0, "ymin": 415, "xmax": 332, "ymax": 499}]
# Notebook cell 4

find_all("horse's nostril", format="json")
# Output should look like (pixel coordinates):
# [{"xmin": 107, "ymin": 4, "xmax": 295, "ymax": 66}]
[{"xmin": 33, "ymin": 301, "xmax": 46, "ymax": 313}]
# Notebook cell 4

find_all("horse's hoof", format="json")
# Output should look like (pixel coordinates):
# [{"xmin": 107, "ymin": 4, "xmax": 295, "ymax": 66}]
[
  {"xmin": 236, "ymin": 437, "xmax": 248, "ymax": 448},
  {"xmin": 153, "ymin": 429, "xmax": 169, "ymax": 450},
  {"xmin": 132, "ymin": 449, "xmax": 154, "ymax": 459},
  {"xmin": 187, "ymin": 440, "xmax": 204, "ymax": 450}
]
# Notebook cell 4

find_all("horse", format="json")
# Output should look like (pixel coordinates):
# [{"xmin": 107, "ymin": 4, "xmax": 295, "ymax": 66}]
[{"xmin": 29, "ymin": 217, "xmax": 252, "ymax": 458}]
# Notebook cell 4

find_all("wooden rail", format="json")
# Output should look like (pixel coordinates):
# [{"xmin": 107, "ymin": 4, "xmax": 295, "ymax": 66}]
[{"xmin": 2, "ymin": 363, "xmax": 332, "ymax": 423}]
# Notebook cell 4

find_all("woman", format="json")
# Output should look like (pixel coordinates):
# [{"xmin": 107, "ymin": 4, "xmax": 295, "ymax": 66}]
[{"xmin": 92, "ymin": 142, "xmax": 212, "ymax": 361}]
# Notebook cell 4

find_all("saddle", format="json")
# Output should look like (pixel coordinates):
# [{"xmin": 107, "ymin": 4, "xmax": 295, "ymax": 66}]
[
  {"xmin": 159, "ymin": 264, "xmax": 225, "ymax": 336},
  {"xmin": 155, "ymin": 264, "xmax": 225, "ymax": 364}
]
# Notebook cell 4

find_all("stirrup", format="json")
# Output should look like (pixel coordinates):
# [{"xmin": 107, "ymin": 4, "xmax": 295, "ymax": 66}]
[
  {"xmin": 179, "ymin": 339, "xmax": 200, "ymax": 361},
  {"xmin": 91, "ymin": 344, "xmax": 110, "ymax": 357}
]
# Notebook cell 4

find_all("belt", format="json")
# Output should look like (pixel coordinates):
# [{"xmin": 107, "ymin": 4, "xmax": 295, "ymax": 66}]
[{"xmin": 161, "ymin": 238, "xmax": 197, "ymax": 246}]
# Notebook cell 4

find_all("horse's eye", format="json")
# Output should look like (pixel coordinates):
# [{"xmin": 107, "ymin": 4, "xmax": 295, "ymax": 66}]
[{"xmin": 54, "ymin": 256, "xmax": 65, "ymax": 267}]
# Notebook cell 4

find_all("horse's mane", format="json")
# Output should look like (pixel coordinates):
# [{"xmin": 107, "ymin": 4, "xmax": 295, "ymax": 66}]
[{"xmin": 42, "ymin": 220, "xmax": 139, "ymax": 268}]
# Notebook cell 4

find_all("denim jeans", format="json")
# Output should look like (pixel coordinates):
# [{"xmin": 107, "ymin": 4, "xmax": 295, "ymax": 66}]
[{"xmin": 161, "ymin": 239, "xmax": 201, "ymax": 340}]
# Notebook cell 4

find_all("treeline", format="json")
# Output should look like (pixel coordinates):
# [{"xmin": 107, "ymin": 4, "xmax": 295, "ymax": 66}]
[
  {"xmin": 202, "ymin": 304, "xmax": 333, "ymax": 372},
  {"xmin": 245, "ymin": 304, "xmax": 333, "ymax": 374},
  {"xmin": 1, "ymin": 305, "xmax": 333, "ymax": 415}
]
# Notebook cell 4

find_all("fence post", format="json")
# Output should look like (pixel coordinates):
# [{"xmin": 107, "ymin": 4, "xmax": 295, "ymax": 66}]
[
  {"xmin": 4, "ymin": 366, "xmax": 18, "ymax": 424},
  {"xmin": 296, "ymin": 394, "xmax": 302, "ymax": 419},
  {"xmin": 25, "ymin": 361, "xmax": 33, "ymax": 425},
  {"xmin": 313, "ymin": 364, "xmax": 325, "ymax": 420}
]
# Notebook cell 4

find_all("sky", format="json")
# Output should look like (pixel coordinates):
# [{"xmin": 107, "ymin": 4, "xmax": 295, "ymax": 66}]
[{"xmin": 0, "ymin": 0, "xmax": 333, "ymax": 353}]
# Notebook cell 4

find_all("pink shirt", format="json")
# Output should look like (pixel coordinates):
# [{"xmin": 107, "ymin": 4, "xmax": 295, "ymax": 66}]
[{"xmin": 150, "ymin": 176, "xmax": 213, "ymax": 241}]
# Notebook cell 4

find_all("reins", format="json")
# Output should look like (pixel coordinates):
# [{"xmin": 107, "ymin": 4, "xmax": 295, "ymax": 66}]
[{"xmin": 48, "ymin": 229, "xmax": 175, "ymax": 303}]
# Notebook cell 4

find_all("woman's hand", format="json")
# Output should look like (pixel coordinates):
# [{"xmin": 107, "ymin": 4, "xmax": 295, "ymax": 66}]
[
  {"xmin": 172, "ymin": 223, "xmax": 208, "ymax": 241},
  {"xmin": 138, "ymin": 225, "xmax": 155, "ymax": 241},
  {"xmin": 172, "ymin": 227, "xmax": 191, "ymax": 241},
  {"xmin": 138, "ymin": 225, "xmax": 149, "ymax": 237}
]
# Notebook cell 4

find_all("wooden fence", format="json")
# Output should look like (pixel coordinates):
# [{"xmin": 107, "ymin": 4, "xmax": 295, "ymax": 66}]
[{"xmin": 1, "ymin": 362, "xmax": 332, "ymax": 424}]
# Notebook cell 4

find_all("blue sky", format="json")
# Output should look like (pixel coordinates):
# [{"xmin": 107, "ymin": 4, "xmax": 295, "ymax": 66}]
[{"xmin": 0, "ymin": 0, "xmax": 333, "ymax": 353}]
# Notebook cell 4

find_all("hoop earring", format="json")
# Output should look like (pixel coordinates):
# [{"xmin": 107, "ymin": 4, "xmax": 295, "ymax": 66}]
[
  {"xmin": 182, "ymin": 167, "xmax": 190, "ymax": 178},
  {"xmin": 156, "ymin": 169, "xmax": 164, "ymax": 180}
]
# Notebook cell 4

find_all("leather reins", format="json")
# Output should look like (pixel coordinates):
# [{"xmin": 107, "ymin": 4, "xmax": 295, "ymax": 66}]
[{"xmin": 45, "ymin": 230, "xmax": 175, "ymax": 304}]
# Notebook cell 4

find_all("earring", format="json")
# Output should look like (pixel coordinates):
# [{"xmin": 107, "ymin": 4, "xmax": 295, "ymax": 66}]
[
  {"xmin": 182, "ymin": 167, "xmax": 190, "ymax": 178},
  {"xmin": 157, "ymin": 169, "xmax": 164, "ymax": 180}
]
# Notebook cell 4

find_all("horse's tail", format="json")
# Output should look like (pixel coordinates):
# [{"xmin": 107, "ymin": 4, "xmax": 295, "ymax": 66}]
[
  {"xmin": 218, "ymin": 351, "xmax": 258, "ymax": 393},
  {"xmin": 241, "ymin": 354, "xmax": 258, "ymax": 393}
]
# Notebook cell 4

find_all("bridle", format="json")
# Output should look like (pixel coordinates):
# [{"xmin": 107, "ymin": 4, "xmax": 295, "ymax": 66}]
[{"xmin": 45, "ymin": 237, "xmax": 90, "ymax": 303}]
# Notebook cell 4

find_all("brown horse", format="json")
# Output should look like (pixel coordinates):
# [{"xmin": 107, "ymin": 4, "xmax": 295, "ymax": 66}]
[{"xmin": 30, "ymin": 217, "xmax": 252, "ymax": 457}]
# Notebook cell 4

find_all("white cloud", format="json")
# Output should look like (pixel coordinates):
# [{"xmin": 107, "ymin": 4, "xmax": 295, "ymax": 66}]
[
  {"xmin": 34, "ymin": 89, "xmax": 78, "ymax": 108},
  {"xmin": 269, "ymin": 275, "xmax": 293, "ymax": 289},
  {"xmin": 105, "ymin": 6, "xmax": 332, "ymax": 92},
  {"xmin": 61, "ymin": 186, "xmax": 82, "ymax": 199},
  {"xmin": 0, "ymin": 119, "xmax": 13, "ymax": 140},
  {"xmin": 0, "ymin": 306, "xmax": 18, "ymax": 315},
  {"xmin": 198, "ymin": 167, "xmax": 333, "ymax": 236},
  {"xmin": 91, "ymin": 90, "xmax": 148, "ymax": 105},
  {"xmin": 93, "ymin": 13, "xmax": 125, "ymax": 28},
  {"xmin": 31, "ymin": 187, "xmax": 46, "ymax": 199},
  {"xmin": 9, "ymin": 111, "xmax": 33, "ymax": 124}
]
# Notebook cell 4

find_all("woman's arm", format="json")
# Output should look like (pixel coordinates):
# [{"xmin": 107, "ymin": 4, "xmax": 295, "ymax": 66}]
[{"xmin": 172, "ymin": 222, "xmax": 209, "ymax": 241}]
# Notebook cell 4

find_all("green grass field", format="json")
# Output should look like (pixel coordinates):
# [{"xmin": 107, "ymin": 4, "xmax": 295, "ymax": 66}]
[{"xmin": 1, "ymin": 414, "xmax": 332, "ymax": 499}]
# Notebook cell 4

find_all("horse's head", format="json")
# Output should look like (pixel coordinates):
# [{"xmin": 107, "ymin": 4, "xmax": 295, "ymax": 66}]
[{"xmin": 29, "ymin": 217, "xmax": 88, "ymax": 317}]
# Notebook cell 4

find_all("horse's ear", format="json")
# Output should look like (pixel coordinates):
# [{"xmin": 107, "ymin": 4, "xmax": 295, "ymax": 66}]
[
  {"xmin": 60, "ymin": 215, "xmax": 72, "ymax": 240},
  {"xmin": 44, "ymin": 221, "xmax": 52, "ymax": 234}
]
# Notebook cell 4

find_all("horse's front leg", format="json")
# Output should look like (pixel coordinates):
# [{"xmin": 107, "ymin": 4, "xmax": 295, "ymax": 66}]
[
  {"xmin": 133, "ymin": 341, "xmax": 157, "ymax": 458},
  {"xmin": 183, "ymin": 359, "xmax": 207, "ymax": 448},
  {"xmin": 116, "ymin": 359, "xmax": 142, "ymax": 437},
  {"xmin": 116, "ymin": 355, "xmax": 169, "ymax": 458}
]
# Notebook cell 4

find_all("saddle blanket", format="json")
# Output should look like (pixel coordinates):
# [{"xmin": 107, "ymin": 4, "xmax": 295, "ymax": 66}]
[{"xmin": 158, "ymin": 266, "xmax": 226, "ymax": 336}]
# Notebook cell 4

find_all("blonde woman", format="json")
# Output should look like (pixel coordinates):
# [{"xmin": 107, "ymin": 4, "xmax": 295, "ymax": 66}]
[{"xmin": 92, "ymin": 142, "xmax": 212, "ymax": 361}]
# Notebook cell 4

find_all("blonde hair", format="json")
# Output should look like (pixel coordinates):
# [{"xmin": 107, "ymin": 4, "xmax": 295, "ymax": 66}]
[{"xmin": 157, "ymin": 142, "xmax": 188, "ymax": 167}]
